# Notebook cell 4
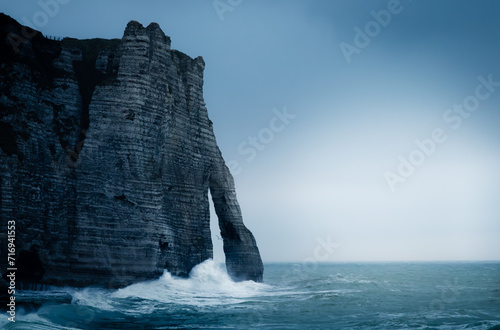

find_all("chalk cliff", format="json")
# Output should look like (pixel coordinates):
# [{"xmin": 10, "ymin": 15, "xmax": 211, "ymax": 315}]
[{"xmin": 0, "ymin": 14, "xmax": 263, "ymax": 288}]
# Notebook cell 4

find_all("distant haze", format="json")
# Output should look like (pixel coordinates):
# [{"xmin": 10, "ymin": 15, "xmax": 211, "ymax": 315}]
[{"xmin": 4, "ymin": 0, "xmax": 500, "ymax": 262}]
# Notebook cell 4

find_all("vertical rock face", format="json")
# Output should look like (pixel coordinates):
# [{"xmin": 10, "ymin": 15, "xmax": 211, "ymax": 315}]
[{"xmin": 0, "ymin": 14, "xmax": 263, "ymax": 287}]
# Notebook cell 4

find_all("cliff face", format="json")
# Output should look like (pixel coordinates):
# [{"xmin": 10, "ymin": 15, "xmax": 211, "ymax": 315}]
[{"xmin": 0, "ymin": 14, "xmax": 263, "ymax": 287}]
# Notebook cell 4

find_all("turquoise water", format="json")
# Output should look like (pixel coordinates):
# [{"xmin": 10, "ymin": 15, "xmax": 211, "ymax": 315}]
[{"xmin": 2, "ymin": 261, "xmax": 500, "ymax": 329}]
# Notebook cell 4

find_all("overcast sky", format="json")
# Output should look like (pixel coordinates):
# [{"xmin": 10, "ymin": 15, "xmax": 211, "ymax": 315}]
[{"xmin": 3, "ymin": 0, "xmax": 500, "ymax": 262}]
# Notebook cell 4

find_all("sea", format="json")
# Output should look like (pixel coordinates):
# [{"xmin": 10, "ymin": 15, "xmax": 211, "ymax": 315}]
[{"xmin": 2, "ymin": 260, "xmax": 499, "ymax": 329}]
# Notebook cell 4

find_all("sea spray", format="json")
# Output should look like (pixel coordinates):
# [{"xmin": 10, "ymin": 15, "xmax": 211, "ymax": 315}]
[
  {"xmin": 2, "ymin": 262, "xmax": 499, "ymax": 329},
  {"xmin": 113, "ymin": 259, "xmax": 271, "ymax": 306}
]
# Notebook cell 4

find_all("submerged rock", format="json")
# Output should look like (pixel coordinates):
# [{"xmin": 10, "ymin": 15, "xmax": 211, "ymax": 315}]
[{"xmin": 0, "ymin": 14, "xmax": 263, "ymax": 288}]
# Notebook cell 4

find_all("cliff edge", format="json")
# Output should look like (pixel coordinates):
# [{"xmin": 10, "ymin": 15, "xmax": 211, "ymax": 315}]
[{"xmin": 0, "ymin": 14, "xmax": 263, "ymax": 288}]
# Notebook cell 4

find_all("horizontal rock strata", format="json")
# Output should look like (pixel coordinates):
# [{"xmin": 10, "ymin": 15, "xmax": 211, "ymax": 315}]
[{"xmin": 0, "ymin": 14, "xmax": 263, "ymax": 288}]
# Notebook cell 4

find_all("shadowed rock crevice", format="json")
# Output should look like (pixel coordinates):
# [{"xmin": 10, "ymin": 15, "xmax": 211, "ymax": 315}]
[
  {"xmin": 0, "ymin": 14, "xmax": 263, "ymax": 288},
  {"xmin": 62, "ymin": 37, "xmax": 121, "ymax": 160},
  {"xmin": 0, "ymin": 122, "xmax": 18, "ymax": 156}
]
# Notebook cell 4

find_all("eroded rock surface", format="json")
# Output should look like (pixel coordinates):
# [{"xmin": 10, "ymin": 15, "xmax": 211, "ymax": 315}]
[{"xmin": 0, "ymin": 14, "xmax": 263, "ymax": 287}]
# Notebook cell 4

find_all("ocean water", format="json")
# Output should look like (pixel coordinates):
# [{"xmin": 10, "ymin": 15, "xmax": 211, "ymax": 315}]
[{"xmin": 2, "ymin": 261, "xmax": 500, "ymax": 329}]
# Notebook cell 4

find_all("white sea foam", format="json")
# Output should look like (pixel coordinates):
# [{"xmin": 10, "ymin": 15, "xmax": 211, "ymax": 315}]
[
  {"xmin": 112, "ymin": 259, "xmax": 272, "ymax": 307},
  {"xmin": 6, "ymin": 262, "xmax": 500, "ymax": 329},
  {"xmin": 71, "ymin": 287, "xmax": 116, "ymax": 311},
  {"xmin": 9, "ymin": 259, "xmax": 272, "ymax": 326}
]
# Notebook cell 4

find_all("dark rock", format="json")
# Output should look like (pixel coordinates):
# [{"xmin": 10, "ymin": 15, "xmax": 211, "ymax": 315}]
[{"xmin": 0, "ymin": 13, "xmax": 263, "ymax": 288}]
